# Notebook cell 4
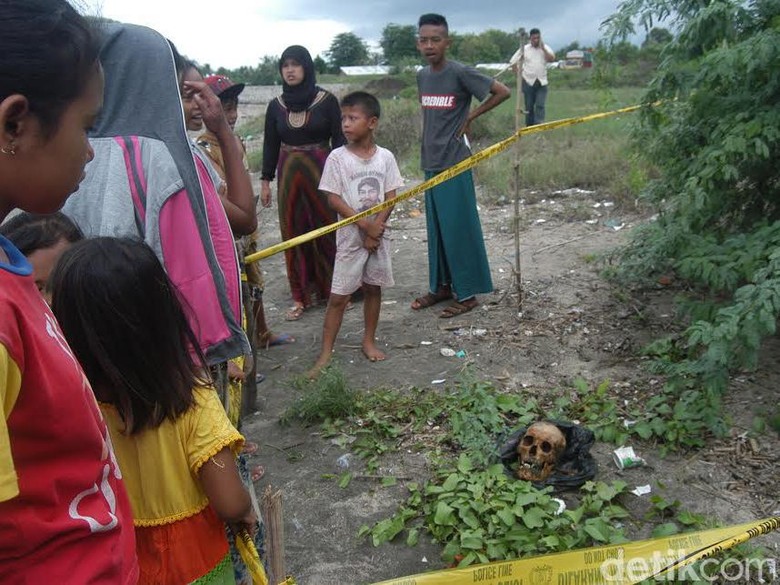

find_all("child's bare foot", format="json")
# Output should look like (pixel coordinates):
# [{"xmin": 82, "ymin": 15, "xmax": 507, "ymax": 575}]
[
  {"xmin": 362, "ymin": 341, "xmax": 386, "ymax": 362},
  {"xmin": 306, "ymin": 355, "xmax": 331, "ymax": 379}
]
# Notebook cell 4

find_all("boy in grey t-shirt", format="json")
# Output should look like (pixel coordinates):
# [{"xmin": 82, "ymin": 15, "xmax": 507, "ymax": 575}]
[{"xmin": 412, "ymin": 13, "xmax": 510, "ymax": 318}]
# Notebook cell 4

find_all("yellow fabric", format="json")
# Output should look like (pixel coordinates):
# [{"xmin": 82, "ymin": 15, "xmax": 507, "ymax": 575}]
[
  {"xmin": 100, "ymin": 386, "xmax": 244, "ymax": 526},
  {"xmin": 0, "ymin": 343, "xmax": 21, "ymax": 502},
  {"xmin": 227, "ymin": 357, "xmax": 244, "ymax": 429},
  {"xmin": 235, "ymin": 529, "xmax": 269, "ymax": 585}
]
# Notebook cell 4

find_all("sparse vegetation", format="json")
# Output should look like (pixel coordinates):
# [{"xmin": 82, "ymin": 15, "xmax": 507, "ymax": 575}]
[{"xmin": 283, "ymin": 368, "xmax": 770, "ymax": 570}]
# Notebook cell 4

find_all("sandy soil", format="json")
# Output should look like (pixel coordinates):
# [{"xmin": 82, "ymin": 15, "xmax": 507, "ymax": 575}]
[{"xmin": 238, "ymin": 180, "xmax": 780, "ymax": 584}]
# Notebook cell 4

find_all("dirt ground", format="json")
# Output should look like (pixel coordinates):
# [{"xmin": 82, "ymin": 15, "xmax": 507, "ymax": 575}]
[{"xmin": 237, "ymin": 179, "xmax": 780, "ymax": 584}]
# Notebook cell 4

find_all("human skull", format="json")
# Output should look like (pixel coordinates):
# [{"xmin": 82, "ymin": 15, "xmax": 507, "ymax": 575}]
[{"xmin": 516, "ymin": 422, "xmax": 566, "ymax": 482}]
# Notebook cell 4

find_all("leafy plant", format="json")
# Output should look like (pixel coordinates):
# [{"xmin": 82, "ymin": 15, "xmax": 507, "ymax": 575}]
[
  {"xmin": 280, "ymin": 364, "xmax": 358, "ymax": 425},
  {"xmin": 361, "ymin": 455, "xmax": 630, "ymax": 566},
  {"xmin": 600, "ymin": 0, "xmax": 780, "ymax": 438}
]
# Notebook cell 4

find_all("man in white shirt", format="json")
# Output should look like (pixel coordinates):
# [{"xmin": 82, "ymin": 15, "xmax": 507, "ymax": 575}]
[{"xmin": 521, "ymin": 28, "xmax": 555, "ymax": 126}]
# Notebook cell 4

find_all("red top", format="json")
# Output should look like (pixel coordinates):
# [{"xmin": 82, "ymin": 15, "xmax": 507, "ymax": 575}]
[{"xmin": 0, "ymin": 236, "xmax": 138, "ymax": 584}]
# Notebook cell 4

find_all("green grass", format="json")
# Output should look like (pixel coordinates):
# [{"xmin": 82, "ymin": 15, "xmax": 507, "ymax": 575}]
[
  {"xmin": 465, "ymin": 86, "xmax": 650, "ymax": 204},
  {"xmin": 236, "ymin": 115, "xmax": 265, "ymax": 140},
  {"xmin": 236, "ymin": 82, "xmax": 651, "ymax": 205}
]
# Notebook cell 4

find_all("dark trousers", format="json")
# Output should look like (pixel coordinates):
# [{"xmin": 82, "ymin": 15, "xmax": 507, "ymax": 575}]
[{"xmin": 522, "ymin": 79, "xmax": 548, "ymax": 126}]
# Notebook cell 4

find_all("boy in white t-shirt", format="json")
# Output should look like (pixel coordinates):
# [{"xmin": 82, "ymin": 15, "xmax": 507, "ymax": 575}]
[{"xmin": 308, "ymin": 91, "xmax": 404, "ymax": 377}]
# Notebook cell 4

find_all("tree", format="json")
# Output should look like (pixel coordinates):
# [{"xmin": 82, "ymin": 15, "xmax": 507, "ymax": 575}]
[
  {"xmin": 451, "ymin": 34, "xmax": 501, "ymax": 64},
  {"xmin": 640, "ymin": 26, "xmax": 674, "ymax": 59},
  {"xmin": 313, "ymin": 55, "xmax": 328, "ymax": 74},
  {"xmin": 602, "ymin": 0, "xmax": 780, "ymax": 441},
  {"xmin": 559, "ymin": 40, "xmax": 581, "ymax": 56},
  {"xmin": 608, "ymin": 40, "xmax": 640, "ymax": 64},
  {"xmin": 251, "ymin": 56, "xmax": 280, "ymax": 85},
  {"xmin": 380, "ymin": 23, "xmax": 418, "ymax": 64},
  {"xmin": 223, "ymin": 56, "xmax": 279, "ymax": 86},
  {"xmin": 325, "ymin": 32, "xmax": 369, "ymax": 71},
  {"xmin": 480, "ymin": 29, "xmax": 519, "ymax": 61},
  {"xmin": 641, "ymin": 26, "xmax": 673, "ymax": 47}
]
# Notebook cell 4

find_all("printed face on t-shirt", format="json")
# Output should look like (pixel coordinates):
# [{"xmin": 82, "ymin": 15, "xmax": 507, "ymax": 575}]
[{"xmin": 357, "ymin": 177, "xmax": 381, "ymax": 211}]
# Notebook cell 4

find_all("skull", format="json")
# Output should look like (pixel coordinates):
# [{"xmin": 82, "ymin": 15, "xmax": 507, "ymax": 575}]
[{"xmin": 516, "ymin": 422, "xmax": 566, "ymax": 482}]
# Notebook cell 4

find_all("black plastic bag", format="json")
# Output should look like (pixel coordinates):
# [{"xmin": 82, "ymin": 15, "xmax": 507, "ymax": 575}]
[{"xmin": 498, "ymin": 420, "xmax": 597, "ymax": 489}]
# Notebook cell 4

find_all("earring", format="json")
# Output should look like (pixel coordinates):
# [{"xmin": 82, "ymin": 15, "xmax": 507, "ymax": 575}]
[{"xmin": 1, "ymin": 142, "xmax": 16, "ymax": 156}]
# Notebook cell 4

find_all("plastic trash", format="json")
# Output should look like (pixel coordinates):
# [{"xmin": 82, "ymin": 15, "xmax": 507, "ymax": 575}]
[
  {"xmin": 336, "ymin": 454, "xmax": 352, "ymax": 470},
  {"xmin": 613, "ymin": 446, "xmax": 647, "ymax": 469},
  {"xmin": 552, "ymin": 498, "xmax": 566, "ymax": 515},
  {"xmin": 440, "ymin": 348, "xmax": 456, "ymax": 357}
]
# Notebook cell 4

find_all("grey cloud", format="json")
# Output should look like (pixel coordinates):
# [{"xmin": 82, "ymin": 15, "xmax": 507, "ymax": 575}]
[{"xmin": 277, "ymin": 0, "xmax": 622, "ymax": 50}]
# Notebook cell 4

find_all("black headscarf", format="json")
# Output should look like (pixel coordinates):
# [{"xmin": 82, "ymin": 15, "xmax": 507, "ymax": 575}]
[{"xmin": 280, "ymin": 45, "xmax": 318, "ymax": 112}]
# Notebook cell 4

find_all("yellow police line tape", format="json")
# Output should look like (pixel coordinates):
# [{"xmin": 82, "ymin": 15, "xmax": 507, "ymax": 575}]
[
  {"xmin": 245, "ymin": 102, "xmax": 656, "ymax": 265},
  {"xmin": 370, "ymin": 516, "xmax": 780, "ymax": 585}
]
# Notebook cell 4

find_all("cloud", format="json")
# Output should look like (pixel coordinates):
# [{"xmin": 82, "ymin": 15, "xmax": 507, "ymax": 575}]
[
  {"xmin": 277, "ymin": 0, "xmax": 621, "ymax": 47},
  {"xmin": 84, "ymin": 0, "xmax": 622, "ymax": 68}
]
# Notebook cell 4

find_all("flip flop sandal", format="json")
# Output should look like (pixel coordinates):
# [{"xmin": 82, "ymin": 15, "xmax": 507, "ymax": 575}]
[
  {"xmin": 261, "ymin": 332, "xmax": 295, "ymax": 348},
  {"xmin": 411, "ymin": 290, "xmax": 453, "ymax": 310},
  {"xmin": 439, "ymin": 300, "xmax": 478, "ymax": 318}
]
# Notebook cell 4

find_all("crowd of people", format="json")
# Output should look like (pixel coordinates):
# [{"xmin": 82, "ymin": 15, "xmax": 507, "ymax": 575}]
[{"xmin": 0, "ymin": 1, "xmax": 552, "ymax": 582}]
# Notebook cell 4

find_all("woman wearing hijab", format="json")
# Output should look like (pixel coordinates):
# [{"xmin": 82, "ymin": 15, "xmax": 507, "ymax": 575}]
[
  {"xmin": 62, "ymin": 24, "xmax": 250, "ymax": 367},
  {"xmin": 261, "ymin": 45, "xmax": 346, "ymax": 321}
]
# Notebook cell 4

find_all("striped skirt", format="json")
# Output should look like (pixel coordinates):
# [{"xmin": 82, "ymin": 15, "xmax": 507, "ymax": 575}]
[{"xmin": 277, "ymin": 142, "xmax": 337, "ymax": 305}]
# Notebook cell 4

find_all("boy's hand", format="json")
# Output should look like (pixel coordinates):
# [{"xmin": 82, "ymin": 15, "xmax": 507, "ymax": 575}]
[
  {"xmin": 364, "ymin": 219, "xmax": 385, "ymax": 240},
  {"xmin": 363, "ymin": 235, "xmax": 380, "ymax": 253},
  {"xmin": 457, "ymin": 118, "xmax": 472, "ymax": 138}
]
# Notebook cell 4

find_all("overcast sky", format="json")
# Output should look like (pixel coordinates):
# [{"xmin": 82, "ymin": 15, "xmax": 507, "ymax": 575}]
[{"xmin": 84, "ymin": 0, "xmax": 624, "ymax": 69}]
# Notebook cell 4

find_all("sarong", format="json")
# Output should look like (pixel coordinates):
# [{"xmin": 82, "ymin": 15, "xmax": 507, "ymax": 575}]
[{"xmin": 424, "ymin": 169, "xmax": 493, "ymax": 300}]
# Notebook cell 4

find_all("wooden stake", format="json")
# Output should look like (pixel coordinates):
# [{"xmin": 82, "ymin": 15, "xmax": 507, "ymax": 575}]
[
  {"xmin": 513, "ymin": 32, "xmax": 528, "ymax": 310},
  {"xmin": 261, "ymin": 486, "xmax": 285, "ymax": 584}
]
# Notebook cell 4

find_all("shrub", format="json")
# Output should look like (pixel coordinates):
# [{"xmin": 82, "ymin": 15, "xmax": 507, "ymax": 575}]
[{"xmin": 603, "ymin": 0, "xmax": 780, "ymax": 431}]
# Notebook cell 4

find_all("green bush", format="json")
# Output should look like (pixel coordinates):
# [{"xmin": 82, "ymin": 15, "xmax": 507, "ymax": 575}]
[
  {"xmin": 602, "ymin": 0, "xmax": 780, "ymax": 435},
  {"xmin": 246, "ymin": 150, "xmax": 263, "ymax": 173},
  {"xmin": 236, "ymin": 115, "xmax": 264, "ymax": 140},
  {"xmin": 376, "ymin": 98, "xmax": 421, "ymax": 162},
  {"xmin": 281, "ymin": 364, "xmax": 358, "ymax": 425}
]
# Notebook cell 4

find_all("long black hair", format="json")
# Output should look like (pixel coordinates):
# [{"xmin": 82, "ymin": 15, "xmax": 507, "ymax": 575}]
[
  {"xmin": 0, "ymin": 0, "xmax": 100, "ymax": 136},
  {"xmin": 50, "ymin": 237, "xmax": 208, "ymax": 434},
  {"xmin": 0, "ymin": 212, "xmax": 83, "ymax": 256}
]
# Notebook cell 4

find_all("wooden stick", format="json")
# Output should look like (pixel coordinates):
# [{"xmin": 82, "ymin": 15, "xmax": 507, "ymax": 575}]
[
  {"xmin": 261, "ymin": 486, "xmax": 285, "ymax": 584},
  {"xmin": 513, "ymin": 32, "xmax": 528, "ymax": 310},
  {"xmin": 532, "ymin": 233, "xmax": 592, "ymax": 256}
]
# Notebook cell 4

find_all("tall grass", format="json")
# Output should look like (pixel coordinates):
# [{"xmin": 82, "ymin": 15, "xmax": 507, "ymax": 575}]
[{"xmin": 236, "ymin": 83, "xmax": 652, "ymax": 203}]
